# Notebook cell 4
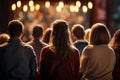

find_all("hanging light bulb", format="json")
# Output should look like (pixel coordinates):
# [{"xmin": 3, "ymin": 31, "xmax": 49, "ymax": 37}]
[
  {"xmin": 82, "ymin": 5, "xmax": 88, "ymax": 13},
  {"xmin": 11, "ymin": 3, "xmax": 16, "ymax": 11},
  {"xmin": 17, "ymin": 0, "xmax": 21, "ymax": 8},
  {"xmin": 56, "ymin": 6, "xmax": 61, "ymax": 12},
  {"xmin": 35, "ymin": 4, "xmax": 40, "ymax": 10},
  {"xmin": 70, "ymin": 5, "xmax": 75, "ymax": 12},
  {"xmin": 76, "ymin": 1, "xmax": 81, "ymax": 8},
  {"xmin": 23, "ymin": 5, "xmax": 28, "ymax": 12},
  {"xmin": 45, "ymin": 1, "xmax": 50, "ymax": 8},
  {"xmin": 74, "ymin": 6, "xmax": 79, "ymax": 12},
  {"xmin": 30, "ymin": 6, "xmax": 35, "ymax": 12},
  {"xmin": 88, "ymin": 1, "xmax": 93, "ymax": 9},
  {"xmin": 29, "ymin": 0, "xmax": 34, "ymax": 7},
  {"xmin": 59, "ymin": 1, "xmax": 64, "ymax": 8}
]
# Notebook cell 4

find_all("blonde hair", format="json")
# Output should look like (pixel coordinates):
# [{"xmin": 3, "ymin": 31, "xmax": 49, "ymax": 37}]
[{"xmin": 89, "ymin": 23, "xmax": 111, "ymax": 45}]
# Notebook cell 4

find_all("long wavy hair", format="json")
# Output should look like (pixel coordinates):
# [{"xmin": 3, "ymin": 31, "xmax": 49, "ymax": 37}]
[{"xmin": 49, "ymin": 20, "xmax": 74, "ymax": 58}]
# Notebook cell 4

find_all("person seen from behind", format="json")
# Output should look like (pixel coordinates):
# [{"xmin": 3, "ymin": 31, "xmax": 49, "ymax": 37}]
[
  {"xmin": 0, "ymin": 20, "xmax": 37, "ymax": 80},
  {"xmin": 27, "ymin": 25, "xmax": 47, "ymax": 68},
  {"xmin": 39, "ymin": 20, "xmax": 80, "ymax": 80},
  {"xmin": 80, "ymin": 23, "xmax": 116, "ymax": 80},
  {"xmin": 110, "ymin": 29, "xmax": 120, "ymax": 80},
  {"xmin": 71, "ymin": 24, "xmax": 88, "ymax": 55}
]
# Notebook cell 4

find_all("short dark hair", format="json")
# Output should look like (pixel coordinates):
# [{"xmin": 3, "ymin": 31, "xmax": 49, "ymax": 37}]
[
  {"xmin": 90, "ymin": 23, "xmax": 111, "ymax": 45},
  {"xmin": 8, "ymin": 20, "xmax": 24, "ymax": 37},
  {"xmin": 32, "ymin": 25, "xmax": 43, "ymax": 38},
  {"xmin": 71, "ymin": 24, "xmax": 85, "ymax": 39}
]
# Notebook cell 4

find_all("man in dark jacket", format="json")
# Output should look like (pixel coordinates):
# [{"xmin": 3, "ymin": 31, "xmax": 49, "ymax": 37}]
[
  {"xmin": 27, "ymin": 25, "xmax": 47, "ymax": 68},
  {"xmin": 71, "ymin": 24, "xmax": 88, "ymax": 56},
  {"xmin": 0, "ymin": 20, "xmax": 37, "ymax": 80}
]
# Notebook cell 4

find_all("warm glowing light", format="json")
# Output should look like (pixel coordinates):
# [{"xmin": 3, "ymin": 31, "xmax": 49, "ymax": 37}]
[
  {"xmin": 17, "ymin": 1, "xmax": 21, "ymax": 8},
  {"xmin": 76, "ymin": 1, "xmax": 81, "ymax": 8},
  {"xmin": 23, "ymin": 5, "xmax": 28, "ymax": 12},
  {"xmin": 30, "ymin": 6, "xmax": 35, "ymax": 12},
  {"xmin": 82, "ymin": 5, "xmax": 88, "ymax": 13},
  {"xmin": 70, "ymin": 5, "xmax": 75, "ymax": 12},
  {"xmin": 12, "ymin": 3, "xmax": 16, "ymax": 11},
  {"xmin": 88, "ymin": 1, "xmax": 93, "ymax": 9},
  {"xmin": 74, "ymin": 6, "xmax": 79, "ymax": 12},
  {"xmin": 56, "ymin": 6, "xmax": 61, "ymax": 12},
  {"xmin": 29, "ymin": 0, "xmax": 34, "ymax": 7},
  {"xmin": 45, "ymin": 1, "xmax": 50, "ymax": 8},
  {"xmin": 59, "ymin": 1, "xmax": 64, "ymax": 8},
  {"xmin": 35, "ymin": 4, "xmax": 40, "ymax": 10}
]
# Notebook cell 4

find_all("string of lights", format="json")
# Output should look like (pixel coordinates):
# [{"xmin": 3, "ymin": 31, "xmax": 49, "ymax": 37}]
[{"xmin": 11, "ymin": 0, "xmax": 93, "ymax": 13}]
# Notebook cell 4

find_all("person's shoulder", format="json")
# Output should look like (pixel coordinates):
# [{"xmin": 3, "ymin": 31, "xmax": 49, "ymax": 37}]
[
  {"xmin": 40, "ymin": 45, "xmax": 52, "ymax": 57},
  {"xmin": 82, "ymin": 45, "xmax": 94, "ymax": 54},
  {"xmin": 0, "ymin": 42, "xmax": 8, "ymax": 48},
  {"xmin": 26, "ymin": 40, "xmax": 33, "ymax": 45},
  {"xmin": 41, "ymin": 41, "xmax": 48, "ymax": 46},
  {"xmin": 72, "ymin": 47, "xmax": 80, "ymax": 56},
  {"xmin": 41, "ymin": 45, "xmax": 50, "ymax": 52},
  {"xmin": 21, "ymin": 42, "xmax": 34, "ymax": 50}
]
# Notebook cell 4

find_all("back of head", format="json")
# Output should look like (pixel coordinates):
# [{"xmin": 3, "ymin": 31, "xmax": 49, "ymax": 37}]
[
  {"xmin": 32, "ymin": 25, "xmax": 43, "ymax": 38},
  {"xmin": 90, "ymin": 23, "xmax": 111, "ymax": 45},
  {"xmin": 8, "ymin": 20, "xmax": 24, "ymax": 38},
  {"xmin": 42, "ymin": 28, "xmax": 52, "ymax": 44},
  {"xmin": 71, "ymin": 24, "xmax": 85, "ymax": 39},
  {"xmin": 50, "ymin": 20, "xmax": 73, "ymax": 57},
  {"xmin": 84, "ymin": 28, "xmax": 91, "ymax": 41},
  {"xmin": 111, "ymin": 29, "xmax": 120, "ymax": 46}
]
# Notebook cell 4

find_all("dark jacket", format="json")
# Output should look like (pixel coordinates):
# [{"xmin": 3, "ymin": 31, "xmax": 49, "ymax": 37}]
[
  {"xmin": 73, "ymin": 40, "xmax": 88, "ymax": 55},
  {"xmin": 0, "ymin": 38, "xmax": 37, "ymax": 80},
  {"xmin": 27, "ymin": 38, "xmax": 47, "ymax": 67}
]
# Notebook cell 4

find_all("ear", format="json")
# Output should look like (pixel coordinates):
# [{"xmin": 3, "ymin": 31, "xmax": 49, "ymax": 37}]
[{"xmin": 71, "ymin": 33, "xmax": 77, "ymax": 42}]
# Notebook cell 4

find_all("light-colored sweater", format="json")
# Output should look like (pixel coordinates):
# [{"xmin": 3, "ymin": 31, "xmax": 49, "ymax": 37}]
[{"xmin": 80, "ymin": 45, "xmax": 116, "ymax": 80}]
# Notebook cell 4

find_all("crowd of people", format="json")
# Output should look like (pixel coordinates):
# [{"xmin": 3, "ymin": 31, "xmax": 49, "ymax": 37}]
[{"xmin": 0, "ymin": 19, "xmax": 120, "ymax": 80}]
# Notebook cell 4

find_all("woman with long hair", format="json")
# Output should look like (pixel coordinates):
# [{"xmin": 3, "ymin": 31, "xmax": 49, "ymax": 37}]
[
  {"xmin": 42, "ymin": 28, "xmax": 52, "ymax": 44},
  {"xmin": 39, "ymin": 20, "xmax": 80, "ymax": 80},
  {"xmin": 110, "ymin": 29, "xmax": 120, "ymax": 80}
]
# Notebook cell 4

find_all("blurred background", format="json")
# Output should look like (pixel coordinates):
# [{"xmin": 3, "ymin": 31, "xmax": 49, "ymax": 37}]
[{"xmin": 0, "ymin": 0, "xmax": 120, "ymax": 41}]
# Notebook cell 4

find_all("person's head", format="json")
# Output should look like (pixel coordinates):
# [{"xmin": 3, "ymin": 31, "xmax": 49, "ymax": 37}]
[
  {"xmin": 32, "ymin": 25, "xmax": 43, "ymax": 39},
  {"xmin": 89, "ymin": 23, "xmax": 111, "ymax": 45},
  {"xmin": 0, "ymin": 33, "xmax": 10, "ymax": 45},
  {"xmin": 8, "ymin": 20, "xmax": 24, "ymax": 38},
  {"xmin": 71, "ymin": 24, "xmax": 85, "ymax": 41},
  {"xmin": 84, "ymin": 28, "xmax": 91, "ymax": 41},
  {"xmin": 42, "ymin": 28, "xmax": 52, "ymax": 44},
  {"xmin": 110, "ymin": 29, "xmax": 120, "ymax": 47},
  {"xmin": 50, "ymin": 20, "xmax": 73, "ymax": 56}
]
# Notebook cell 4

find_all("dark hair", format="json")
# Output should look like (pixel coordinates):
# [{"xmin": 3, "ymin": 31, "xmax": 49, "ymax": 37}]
[
  {"xmin": 33, "ymin": 25, "xmax": 43, "ymax": 38},
  {"xmin": 8, "ymin": 20, "xmax": 24, "ymax": 37},
  {"xmin": 71, "ymin": 24, "xmax": 85, "ymax": 39},
  {"xmin": 90, "ymin": 23, "xmax": 111, "ymax": 45},
  {"xmin": 110, "ymin": 29, "xmax": 120, "ymax": 49},
  {"xmin": 42, "ymin": 28, "xmax": 52, "ymax": 44},
  {"xmin": 50, "ymin": 20, "xmax": 73, "ymax": 58}
]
